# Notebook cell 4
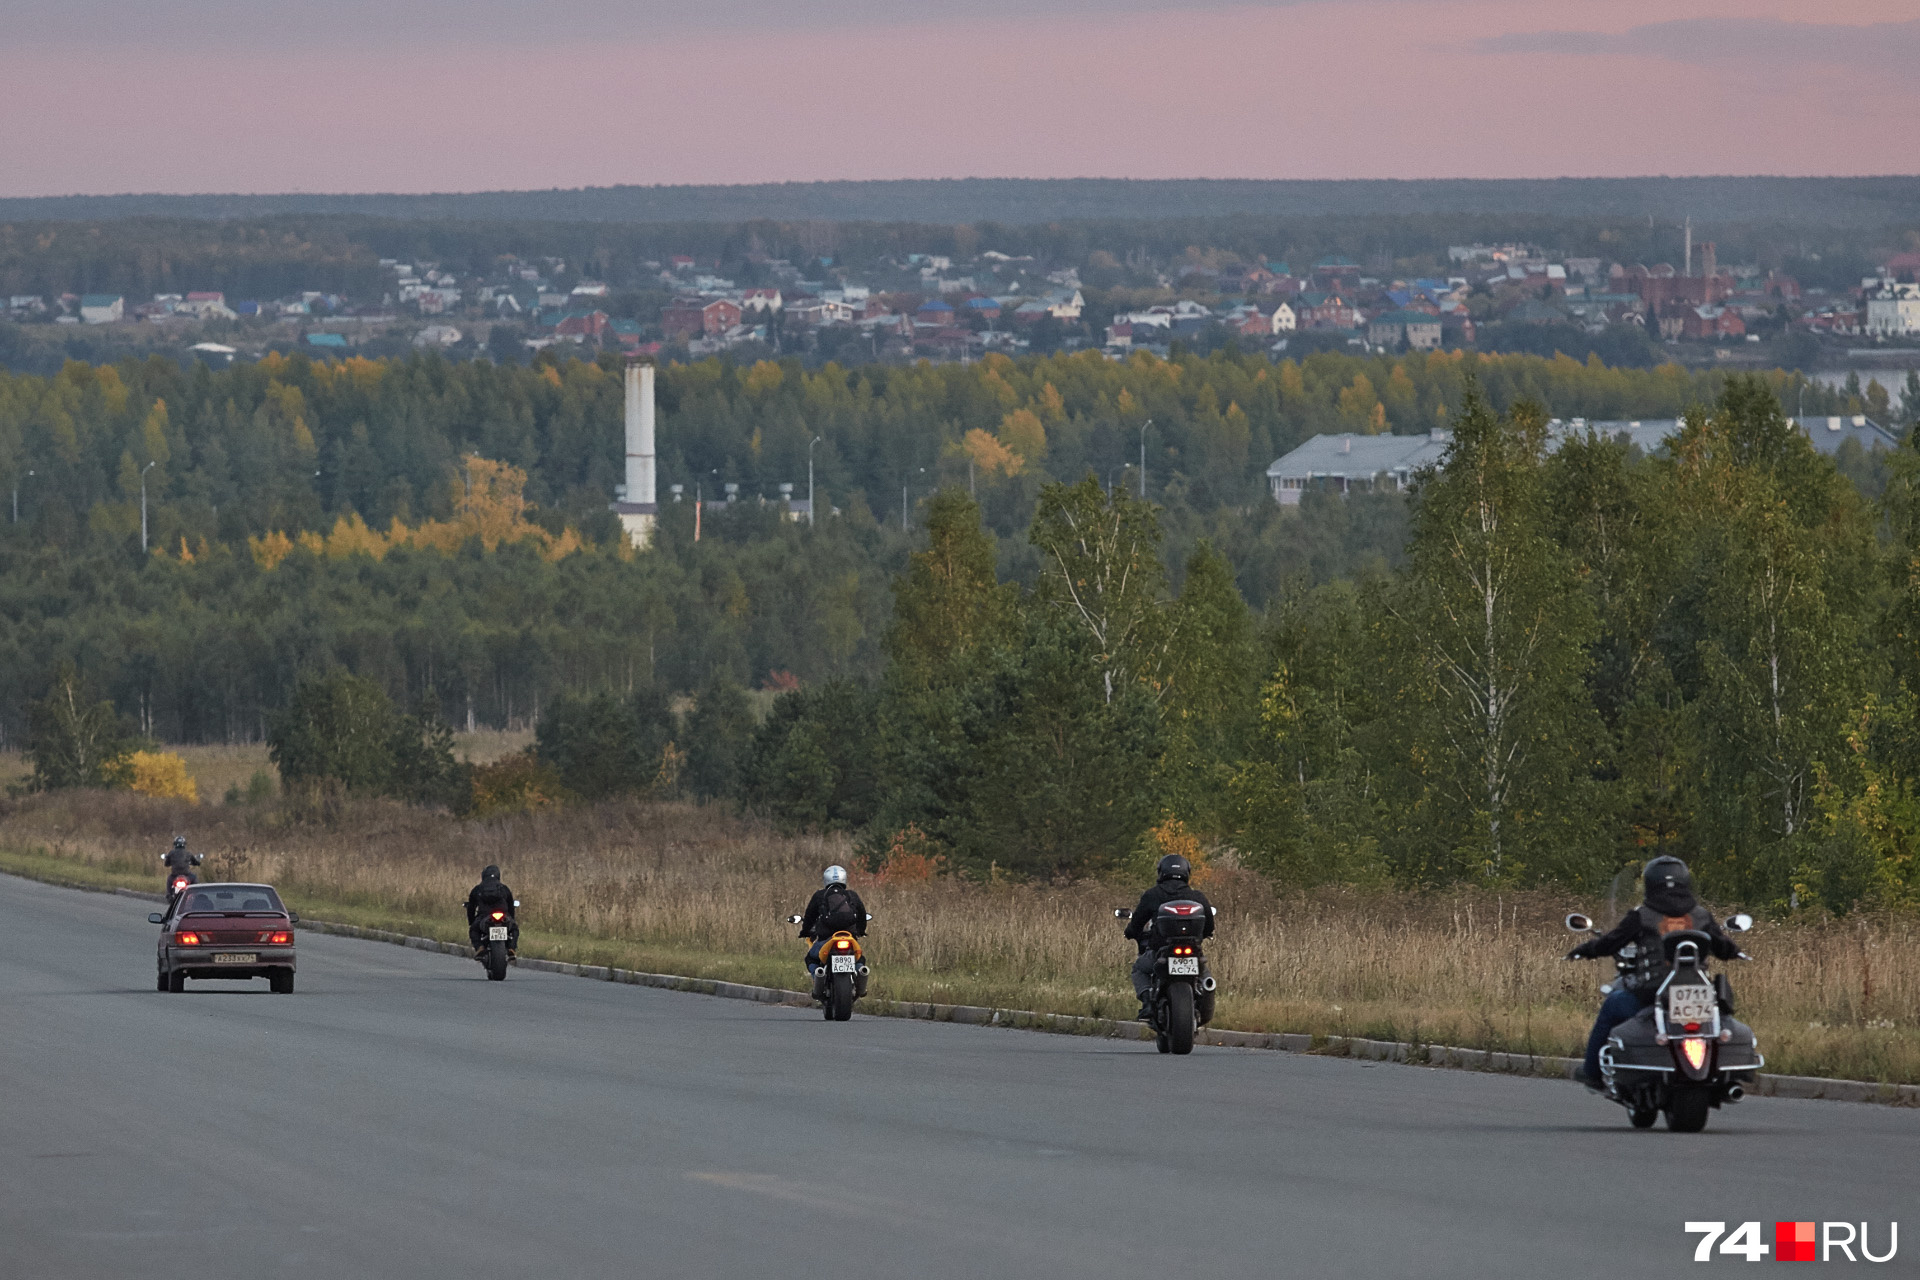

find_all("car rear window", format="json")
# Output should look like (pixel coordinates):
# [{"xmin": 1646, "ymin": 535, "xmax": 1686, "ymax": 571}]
[{"xmin": 179, "ymin": 886, "xmax": 284, "ymax": 915}]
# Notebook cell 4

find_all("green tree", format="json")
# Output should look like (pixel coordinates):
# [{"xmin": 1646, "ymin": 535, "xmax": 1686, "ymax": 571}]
[
  {"xmin": 1388, "ymin": 387, "xmax": 1604, "ymax": 882},
  {"xmin": 25, "ymin": 662, "xmax": 140, "ymax": 790},
  {"xmin": 682, "ymin": 677, "xmax": 755, "ymax": 802},
  {"xmin": 741, "ymin": 681, "xmax": 878, "ymax": 832},
  {"xmin": 1159, "ymin": 541, "xmax": 1259, "ymax": 836},
  {"xmin": 268, "ymin": 670, "xmax": 401, "ymax": 795},
  {"xmin": 534, "ymin": 689, "xmax": 674, "ymax": 801},
  {"xmin": 1029, "ymin": 475, "xmax": 1169, "ymax": 703}
]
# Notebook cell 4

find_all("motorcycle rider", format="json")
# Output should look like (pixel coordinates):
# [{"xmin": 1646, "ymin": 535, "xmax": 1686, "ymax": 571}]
[
  {"xmin": 798, "ymin": 865, "xmax": 867, "ymax": 974},
  {"xmin": 1565, "ymin": 855, "xmax": 1742, "ymax": 1090},
  {"xmin": 162, "ymin": 836, "xmax": 202, "ymax": 895},
  {"xmin": 1124, "ymin": 854, "xmax": 1214, "ymax": 1021},
  {"xmin": 465, "ymin": 865, "xmax": 517, "ymax": 952}
]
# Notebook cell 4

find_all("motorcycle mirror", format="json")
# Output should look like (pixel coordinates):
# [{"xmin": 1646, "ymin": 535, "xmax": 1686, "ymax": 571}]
[
  {"xmin": 1725, "ymin": 912, "xmax": 1753, "ymax": 933},
  {"xmin": 864, "ymin": 913, "xmax": 875, "ymax": 921},
  {"xmin": 1564, "ymin": 913, "xmax": 1593, "ymax": 933},
  {"xmin": 786, "ymin": 915, "xmax": 804, "ymax": 925},
  {"xmin": 1113, "ymin": 908, "xmax": 1132, "ymax": 918},
  {"xmin": 148, "ymin": 912, "xmax": 164, "ymax": 924},
  {"xmin": 513, "ymin": 900, "xmax": 520, "ymax": 908},
  {"xmin": 1210, "ymin": 906, "xmax": 1218, "ymax": 916}
]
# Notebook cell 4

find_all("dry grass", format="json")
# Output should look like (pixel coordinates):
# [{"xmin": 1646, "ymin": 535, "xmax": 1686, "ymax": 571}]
[{"xmin": 3, "ymin": 788, "xmax": 1917, "ymax": 1084}]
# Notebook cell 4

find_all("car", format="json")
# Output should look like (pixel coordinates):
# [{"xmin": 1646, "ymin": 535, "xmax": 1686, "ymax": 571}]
[{"xmin": 150, "ymin": 882, "xmax": 299, "ymax": 993}]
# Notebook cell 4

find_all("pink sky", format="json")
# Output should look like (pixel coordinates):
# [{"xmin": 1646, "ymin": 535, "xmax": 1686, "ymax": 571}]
[{"xmin": 2, "ymin": 0, "xmax": 1914, "ymax": 196}]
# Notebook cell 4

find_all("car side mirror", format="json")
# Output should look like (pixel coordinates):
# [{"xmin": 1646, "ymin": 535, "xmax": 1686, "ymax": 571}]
[
  {"xmin": 288, "ymin": 912, "xmax": 299, "ymax": 924},
  {"xmin": 1725, "ymin": 913, "xmax": 1752, "ymax": 933},
  {"xmin": 148, "ymin": 912, "xmax": 164, "ymax": 924},
  {"xmin": 1565, "ymin": 913, "xmax": 1593, "ymax": 933}
]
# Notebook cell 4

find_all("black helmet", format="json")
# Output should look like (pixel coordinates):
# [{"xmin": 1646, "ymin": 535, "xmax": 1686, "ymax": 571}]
[
  {"xmin": 1642, "ymin": 855, "xmax": 1695, "ymax": 914},
  {"xmin": 173, "ymin": 835, "xmax": 187, "ymax": 849},
  {"xmin": 1156, "ymin": 854, "xmax": 1191, "ymax": 882},
  {"xmin": 481, "ymin": 864, "xmax": 501, "ymax": 883}
]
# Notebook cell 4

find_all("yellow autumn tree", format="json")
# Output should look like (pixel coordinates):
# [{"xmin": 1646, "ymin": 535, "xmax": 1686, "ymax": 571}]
[
  {"xmin": 129, "ymin": 751, "xmax": 198, "ymax": 803},
  {"xmin": 963, "ymin": 428, "xmax": 1024, "ymax": 479},
  {"xmin": 999, "ymin": 407, "xmax": 1047, "ymax": 464}
]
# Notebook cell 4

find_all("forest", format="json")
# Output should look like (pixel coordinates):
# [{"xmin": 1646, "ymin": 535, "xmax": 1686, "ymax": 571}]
[{"xmin": 6, "ymin": 345, "xmax": 1920, "ymax": 909}]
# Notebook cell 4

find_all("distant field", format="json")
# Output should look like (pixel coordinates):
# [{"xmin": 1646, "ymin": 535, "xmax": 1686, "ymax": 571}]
[
  {"xmin": 2, "ymin": 787, "xmax": 1914, "ymax": 1086},
  {"xmin": 4, "ymin": 176, "xmax": 1918, "ymax": 226},
  {"xmin": 0, "ymin": 729, "xmax": 531, "ymax": 807}
]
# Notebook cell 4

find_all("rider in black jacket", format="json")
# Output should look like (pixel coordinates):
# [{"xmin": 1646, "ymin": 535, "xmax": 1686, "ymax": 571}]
[
  {"xmin": 799, "ymin": 865, "xmax": 866, "ymax": 972},
  {"xmin": 465, "ymin": 865, "xmax": 517, "ymax": 949},
  {"xmin": 1125, "ymin": 854, "xmax": 1214, "ymax": 1020},
  {"xmin": 1566, "ymin": 855, "xmax": 1741, "ymax": 1089}
]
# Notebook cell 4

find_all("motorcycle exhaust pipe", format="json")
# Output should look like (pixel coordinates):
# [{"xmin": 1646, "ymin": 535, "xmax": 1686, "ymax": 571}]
[
  {"xmin": 1200, "ymin": 976, "xmax": 1217, "ymax": 992},
  {"xmin": 1725, "ymin": 1084, "xmax": 1744, "ymax": 1103},
  {"xmin": 857, "ymin": 965, "xmax": 870, "ymax": 976}
]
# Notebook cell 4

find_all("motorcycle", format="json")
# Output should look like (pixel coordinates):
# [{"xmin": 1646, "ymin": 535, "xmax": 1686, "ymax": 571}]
[
  {"xmin": 1115, "ymin": 901, "xmax": 1218, "ymax": 1055},
  {"xmin": 786, "ymin": 913, "xmax": 871, "ymax": 1021},
  {"xmin": 1565, "ymin": 910, "xmax": 1762, "ymax": 1132},
  {"xmin": 466, "ymin": 899, "xmax": 520, "ymax": 981},
  {"xmin": 164, "ymin": 853, "xmax": 202, "ymax": 903}
]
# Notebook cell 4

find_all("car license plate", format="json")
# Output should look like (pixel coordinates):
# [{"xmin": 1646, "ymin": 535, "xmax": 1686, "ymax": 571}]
[
  {"xmin": 212, "ymin": 953, "xmax": 257, "ymax": 965},
  {"xmin": 830, "ymin": 954, "xmax": 858, "ymax": 973},
  {"xmin": 488, "ymin": 926, "xmax": 509, "ymax": 941},
  {"xmin": 1167, "ymin": 956, "xmax": 1200, "ymax": 976},
  {"xmin": 1667, "ymin": 984, "xmax": 1716, "ymax": 1023}
]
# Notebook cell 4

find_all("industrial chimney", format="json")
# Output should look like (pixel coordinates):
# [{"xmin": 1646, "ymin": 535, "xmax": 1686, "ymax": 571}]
[{"xmin": 612, "ymin": 354, "xmax": 658, "ymax": 548}]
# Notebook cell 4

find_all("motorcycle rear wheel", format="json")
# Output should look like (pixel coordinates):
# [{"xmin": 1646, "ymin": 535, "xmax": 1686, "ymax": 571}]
[
  {"xmin": 1167, "ymin": 983, "xmax": 1196, "ymax": 1055},
  {"xmin": 829, "ymin": 973, "xmax": 854, "ymax": 1021},
  {"xmin": 487, "ymin": 941, "xmax": 508, "ymax": 981},
  {"xmin": 1665, "ymin": 1086, "xmax": 1711, "ymax": 1133}
]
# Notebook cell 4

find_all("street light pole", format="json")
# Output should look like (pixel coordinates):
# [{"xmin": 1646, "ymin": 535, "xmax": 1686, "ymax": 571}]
[
  {"xmin": 1139, "ymin": 418, "xmax": 1151, "ymax": 498},
  {"xmin": 12, "ymin": 469, "xmax": 31, "ymax": 524},
  {"xmin": 902, "ymin": 466, "xmax": 924, "ymax": 531},
  {"xmin": 807, "ymin": 435, "xmax": 821, "ymax": 527},
  {"xmin": 139, "ymin": 460, "xmax": 156, "ymax": 552}
]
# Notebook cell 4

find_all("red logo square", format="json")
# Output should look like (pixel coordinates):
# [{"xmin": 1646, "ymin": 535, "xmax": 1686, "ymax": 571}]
[{"xmin": 1776, "ymin": 1221, "xmax": 1817, "ymax": 1262}]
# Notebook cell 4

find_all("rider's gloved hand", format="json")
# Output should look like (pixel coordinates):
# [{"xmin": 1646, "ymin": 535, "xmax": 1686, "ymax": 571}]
[{"xmin": 1564, "ymin": 948, "xmax": 1586, "ymax": 961}]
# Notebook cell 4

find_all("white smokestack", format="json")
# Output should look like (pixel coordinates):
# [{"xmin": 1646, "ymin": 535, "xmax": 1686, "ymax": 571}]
[
  {"xmin": 625, "ymin": 357, "xmax": 656, "ymax": 508},
  {"xmin": 614, "ymin": 355, "xmax": 658, "ymax": 549}
]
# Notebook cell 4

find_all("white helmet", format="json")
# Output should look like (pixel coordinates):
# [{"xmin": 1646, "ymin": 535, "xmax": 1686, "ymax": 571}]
[{"xmin": 823, "ymin": 865, "xmax": 847, "ymax": 886}]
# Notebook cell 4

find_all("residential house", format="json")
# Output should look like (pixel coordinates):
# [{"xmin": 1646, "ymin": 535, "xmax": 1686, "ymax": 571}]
[
  {"xmin": 1042, "ymin": 289, "xmax": 1083, "ymax": 321},
  {"xmin": 1301, "ymin": 294, "xmax": 1363, "ymax": 330},
  {"xmin": 964, "ymin": 296, "xmax": 1002, "ymax": 321},
  {"xmin": 413, "ymin": 324, "xmax": 464, "ymax": 347},
  {"xmin": 178, "ymin": 291, "xmax": 236, "ymax": 320},
  {"xmin": 550, "ymin": 310, "xmax": 611, "ymax": 341},
  {"xmin": 79, "ymin": 294, "xmax": 124, "ymax": 324},
  {"xmin": 741, "ymin": 287, "xmax": 784, "ymax": 315},
  {"xmin": 1865, "ymin": 282, "xmax": 1920, "ymax": 336},
  {"xmin": 1270, "ymin": 302, "xmax": 1297, "ymax": 332},
  {"xmin": 305, "ymin": 332, "xmax": 349, "ymax": 349},
  {"xmin": 1680, "ymin": 305, "xmax": 1746, "ymax": 341},
  {"xmin": 914, "ymin": 299, "xmax": 956, "ymax": 328},
  {"xmin": 1368, "ymin": 310, "xmax": 1443, "ymax": 350},
  {"xmin": 662, "ymin": 298, "xmax": 708, "ymax": 340},
  {"xmin": 700, "ymin": 299, "xmax": 742, "ymax": 336}
]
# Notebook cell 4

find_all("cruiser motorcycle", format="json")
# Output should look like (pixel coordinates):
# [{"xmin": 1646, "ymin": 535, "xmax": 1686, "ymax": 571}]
[{"xmin": 1565, "ymin": 911, "xmax": 1762, "ymax": 1132}]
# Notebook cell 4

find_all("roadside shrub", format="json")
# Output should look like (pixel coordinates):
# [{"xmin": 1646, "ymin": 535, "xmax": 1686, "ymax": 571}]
[
  {"xmin": 267, "ymin": 670, "xmax": 466, "ymax": 806},
  {"xmin": 470, "ymin": 755, "xmax": 573, "ymax": 817},
  {"xmin": 741, "ymin": 681, "xmax": 878, "ymax": 832},
  {"xmin": 128, "ymin": 751, "xmax": 198, "ymax": 803},
  {"xmin": 682, "ymin": 678, "xmax": 756, "ymax": 802},
  {"xmin": 533, "ymin": 688, "xmax": 677, "ymax": 801}
]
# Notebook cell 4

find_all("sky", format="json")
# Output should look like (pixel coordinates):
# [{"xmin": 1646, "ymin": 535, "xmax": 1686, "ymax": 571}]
[{"xmin": 1, "ymin": 0, "xmax": 1914, "ymax": 196}]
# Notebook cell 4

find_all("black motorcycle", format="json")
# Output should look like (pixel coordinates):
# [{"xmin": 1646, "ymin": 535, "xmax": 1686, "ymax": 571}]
[
  {"xmin": 467, "ymin": 899, "xmax": 520, "ymax": 981},
  {"xmin": 1116, "ymin": 901, "xmax": 1218, "ymax": 1055},
  {"xmin": 164, "ymin": 854, "xmax": 202, "ymax": 903},
  {"xmin": 1565, "ymin": 911, "xmax": 1762, "ymax": 1132}
]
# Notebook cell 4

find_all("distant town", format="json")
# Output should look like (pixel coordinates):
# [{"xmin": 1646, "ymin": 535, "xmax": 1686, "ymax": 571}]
[{"xmin": 7, "ymin": 235, "xmax": 1919, "ymax": 371}]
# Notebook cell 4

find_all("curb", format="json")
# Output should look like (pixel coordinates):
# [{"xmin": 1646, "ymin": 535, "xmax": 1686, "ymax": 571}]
[{"xmin": 29, "ymin": 875, "xmax": 1920, "ymax": 1107}]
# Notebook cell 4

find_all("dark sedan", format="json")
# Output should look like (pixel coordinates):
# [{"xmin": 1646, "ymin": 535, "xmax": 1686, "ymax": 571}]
[{"xmin": 150, "ymin": 883, "xmax": 299, "ymax": 993}]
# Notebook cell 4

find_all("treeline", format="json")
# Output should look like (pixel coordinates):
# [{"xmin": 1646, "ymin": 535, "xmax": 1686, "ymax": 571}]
[{"xmin": 732, "ymin": 377, "xmax": 1920, "ymax": 911}]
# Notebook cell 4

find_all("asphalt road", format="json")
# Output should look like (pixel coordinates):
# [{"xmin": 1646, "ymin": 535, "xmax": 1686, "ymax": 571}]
[{"xmin": 4, "ymin": 872, "xmax": 1914, "ymax": 1279}]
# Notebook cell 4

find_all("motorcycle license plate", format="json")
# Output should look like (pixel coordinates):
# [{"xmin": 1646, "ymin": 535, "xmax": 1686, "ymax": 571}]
[
  {"xmin": 830, "ymin": 954, "xmax": 858, "ymax": 973},
  {"xmin": 212, "ymin": 953, "xmax": 257, "ymax": 965},
  {"xmin": 1667, "ymin": 984, "xmax": 1716, "ymax": 1023},
  {"xmin": 488, "ymin": 926, "xmax": 510, "ymax": 941},
  {"xmin": 1166, "ymin": 957, "xmax": 1200, "ymax": 976}
]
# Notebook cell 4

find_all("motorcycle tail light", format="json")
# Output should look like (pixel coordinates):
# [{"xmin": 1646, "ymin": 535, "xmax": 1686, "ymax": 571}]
[
  {"xmin": 835, "ymin": 939, "xmax": 851, "ymax": 949},
  {"xmin": 174, "ymin": 932, "xmax": 202, "ymax": 946},
  {"xmin": 1680, "ymin": 1039, "xmax": 1710, "ymax": 1071},
  {"xmin": 491, "ymin": 912, "xmax": 505, "ymax": 920},
  {"xmin": 1684, "ymin": 1022, "xmax": 1701, "ymax": 1032}
]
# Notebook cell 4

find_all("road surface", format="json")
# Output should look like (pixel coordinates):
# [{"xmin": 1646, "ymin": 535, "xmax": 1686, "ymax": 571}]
[{"xmin": 3, "ymin": 872, "xmax": 1911, "ymax": 1278}]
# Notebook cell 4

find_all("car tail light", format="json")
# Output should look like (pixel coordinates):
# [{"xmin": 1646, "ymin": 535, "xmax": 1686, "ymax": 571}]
[
  {"xmin": 259, "ymin": 931, "xmax": 292, "ymax": 945},
  {"xmin": 1679, "ymin": 1039, "xmax": 1710, "ymax": 1071},
  {"xmin": 174, "ymin": 931, "xmax": 202, "ymax": 946}
]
